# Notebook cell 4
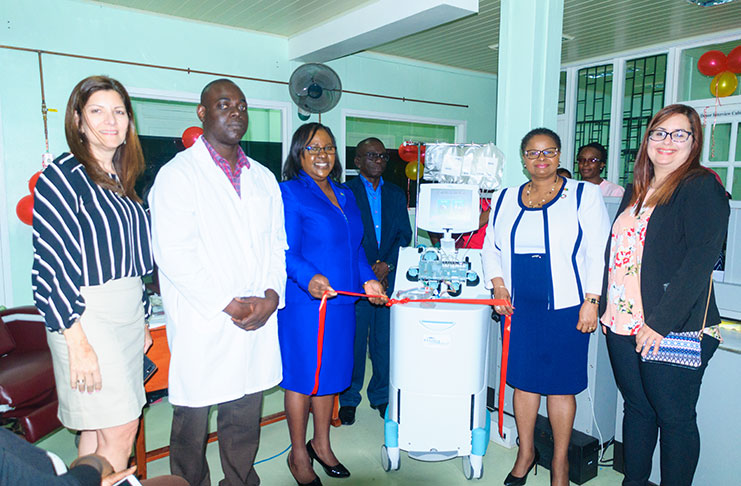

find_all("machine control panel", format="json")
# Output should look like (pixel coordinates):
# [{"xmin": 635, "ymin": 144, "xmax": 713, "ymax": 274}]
[{"xmin": 406, "ymin": 247, "xmax": 480, "ymax": 297}]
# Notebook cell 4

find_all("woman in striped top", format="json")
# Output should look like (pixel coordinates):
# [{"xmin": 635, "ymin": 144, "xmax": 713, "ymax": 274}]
[{"xmin": 32, "ymin": 76, "xmax": 153, "ymax": 471}]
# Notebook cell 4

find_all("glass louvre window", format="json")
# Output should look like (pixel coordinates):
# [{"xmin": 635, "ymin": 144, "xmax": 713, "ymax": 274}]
[
  {"xmin": 131, "ymin": 98, "xmax": 283, "ymax": 197},
  {"xmin": 574, "ymin": 64, "xmax": 613, "ymax": 180},
  {"xmin": 702, "ymin": 116, "xmax": 741, "ymax": 200},
  {"xmin": 678, "ymin": 39, "xmax": 741, "ymax": 101},
  {"xmin": 619, "ymin": 54, "xmax": 667, "ymax": 186},
  {"xmin": 558, "ymin": 71, "xmax": 567, "ymax": 115}
]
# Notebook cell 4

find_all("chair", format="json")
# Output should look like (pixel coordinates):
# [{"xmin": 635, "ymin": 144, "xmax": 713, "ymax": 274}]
[{"xmin": 0, "ymin": 306, "xmax": 62, "ymax": 442}]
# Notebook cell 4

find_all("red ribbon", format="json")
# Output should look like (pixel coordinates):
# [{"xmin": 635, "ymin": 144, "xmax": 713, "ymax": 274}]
[{"xmin": 313, "ymin": 290, "xmax": 512, "ymax": 438}]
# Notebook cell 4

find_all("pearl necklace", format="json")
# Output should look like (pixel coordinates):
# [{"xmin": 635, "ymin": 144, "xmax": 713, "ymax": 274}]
[{"xmin": 525, "ymin": 176, "xmax": 559, "ymax": 208}]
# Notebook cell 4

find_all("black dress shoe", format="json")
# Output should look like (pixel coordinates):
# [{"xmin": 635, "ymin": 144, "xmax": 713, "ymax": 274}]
[
  {"xmin": 503, "ymin": 448, "xmax": 539, "ymax": 486},
  {"xmin": 306, "ymin": 440, "xmax": 350, "ymax": 478},
  {"xmin": 372, "ymin": 402, "xmax": 388, "ymax": 419},
  {"xmin": 338, "ymin": 406, "xmax": 356, "ymax": 425},
  {"xmin": 287, "ymin": 453, "xmax": 323, "ymax": 486}
]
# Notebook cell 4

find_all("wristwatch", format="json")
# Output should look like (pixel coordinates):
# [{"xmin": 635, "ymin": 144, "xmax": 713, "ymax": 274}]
[{"xmin": 585, "ymin": 297, "xmax": 600, "ymax": 305}]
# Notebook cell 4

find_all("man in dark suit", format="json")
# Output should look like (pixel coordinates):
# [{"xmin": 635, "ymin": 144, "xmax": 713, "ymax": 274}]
[{"xmin": 339, "ymin": 138, "xmax": 412, "ymax": 425}]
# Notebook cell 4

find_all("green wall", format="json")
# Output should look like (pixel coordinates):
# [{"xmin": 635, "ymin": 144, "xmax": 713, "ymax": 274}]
[
  {"xmin": 0, "ymin": 0, "xmax": 497, "ymax": 306},
  {"xmin": 346, "ymin": 117, "xmax": 456, "ymax": 148}
]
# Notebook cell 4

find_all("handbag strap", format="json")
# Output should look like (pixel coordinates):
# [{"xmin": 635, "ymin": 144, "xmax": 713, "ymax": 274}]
[{"xmin": 699, "ymin": 277, "xmax": 713, "ymax": 339}]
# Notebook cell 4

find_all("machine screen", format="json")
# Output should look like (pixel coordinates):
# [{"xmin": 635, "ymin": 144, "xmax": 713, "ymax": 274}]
[{"xmin": 418, "ymin": 184, "xmax": 479, "ymax": 233}]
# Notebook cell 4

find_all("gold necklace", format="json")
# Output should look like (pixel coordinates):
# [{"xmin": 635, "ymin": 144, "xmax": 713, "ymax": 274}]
[{"xmin": 525, "ymin": 176, "xmax": 559, "ymax": 208}]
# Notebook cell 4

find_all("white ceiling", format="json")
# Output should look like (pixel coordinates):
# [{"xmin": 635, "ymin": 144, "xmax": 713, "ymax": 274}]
[{"xmin": 93, "ymin": 0, "xmax": 741, "ymax": 73}]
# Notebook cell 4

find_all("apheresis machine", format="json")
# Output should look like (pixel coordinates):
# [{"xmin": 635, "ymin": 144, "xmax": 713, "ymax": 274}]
[{"xmin": 382, "ymin": 183, "xmax": 492, "ymax": 480}]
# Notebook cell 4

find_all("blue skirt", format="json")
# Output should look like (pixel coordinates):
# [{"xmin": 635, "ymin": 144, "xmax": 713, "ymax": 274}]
[
  {"xmin": 506, "ymin": 253, "xmax": 588, "ymax": 395},
  {"xmin": 278, "ymin": 302, "xmax": 356, "ymax": 396}
]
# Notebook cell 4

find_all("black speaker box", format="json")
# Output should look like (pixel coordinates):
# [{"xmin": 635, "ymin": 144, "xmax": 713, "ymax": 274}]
[{"xmin": 533, "ymin": 414, "xmax": 600, "ymax": 485}]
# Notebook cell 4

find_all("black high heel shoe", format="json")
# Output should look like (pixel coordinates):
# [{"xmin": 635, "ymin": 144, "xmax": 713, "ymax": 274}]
[
  {"xmin": 503, "ymin": 448, "xmax": 539, "ymax": 486},
  {"xmin": 287, "ymin": 452, "xmax": 323, "ymax": 486},
  {"xmin": 306, "ymin": 440, "xmax": 351, "ymax": 478}
]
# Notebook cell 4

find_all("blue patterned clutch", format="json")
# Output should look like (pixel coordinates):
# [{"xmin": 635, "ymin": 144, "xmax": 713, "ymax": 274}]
[
  {"xmin": 641, "ymin": 331, "xmax": 702, "ymax": 369},
  {"xmin": 641, "ymin": 279, "xmax": 713, "ymax": 370}
]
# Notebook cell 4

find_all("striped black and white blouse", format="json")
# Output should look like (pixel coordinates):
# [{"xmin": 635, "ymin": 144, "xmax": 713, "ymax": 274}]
[{"xmin": 32, "ymin": 153, "xmax": 154, "ymax": 332}]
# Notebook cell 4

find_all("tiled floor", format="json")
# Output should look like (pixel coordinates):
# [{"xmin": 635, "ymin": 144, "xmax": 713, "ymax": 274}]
[{"xmin": 36, "ymin": 380, "xmax": 625, "ymax": 485}]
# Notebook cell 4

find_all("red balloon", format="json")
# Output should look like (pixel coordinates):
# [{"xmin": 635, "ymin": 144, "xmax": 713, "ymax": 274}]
[
  {"xmin": 697, "ymin": 50, "xmax": 727, "ymax": 77},
  {"xmin": 181, "ymin": 126, "xmax": 203, "ymax": 148},
  {"xmin": 727, "ymin": 45, "xmax": 741, "ymax": 74},
  {"xmin": 398, "ymin": 143, "xmax": 425, "ymax": 163},
  {"xmin": 16, "ymin": 195, "xmax": 34, "ymax": 226},
  {"xmin": 28, "ymin": 171, "xmax": 42, "ymax": 194}
]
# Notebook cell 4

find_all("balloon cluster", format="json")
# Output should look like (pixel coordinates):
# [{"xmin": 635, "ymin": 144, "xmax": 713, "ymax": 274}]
[
  {"xmin": 398, "ymin": 142, "xmax": 426, "ymax": 180},
  {"xmin": 16, "ymin": 171, "xmax": 42, "ymax": 226},
  {"xmin": 181, "ymin": 126, "xmax": 203, "ymax": 148},
  {"xmin": 697, "ymin": 47, "xmax": 741, "ymax": 98}
]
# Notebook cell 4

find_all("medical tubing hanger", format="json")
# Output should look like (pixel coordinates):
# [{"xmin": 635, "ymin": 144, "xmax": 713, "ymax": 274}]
[
  {"xmin": 402, "ymin": 141, "xmax": 424, "ymax": 246},
  {"xmin": 406, "ymin": 141, "xmax": 486, "ymax": 246}
]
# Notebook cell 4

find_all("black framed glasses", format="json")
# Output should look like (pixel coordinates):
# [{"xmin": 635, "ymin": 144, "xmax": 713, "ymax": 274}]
[
  {"xmin": 305, "ymin": 145, "xmax": 337, "ymax": 155},
  {"xmin": 576, "ymin": 157, "xmax": 603, "ymax": 164},
  {"xmin": 524, "ymin": 148, "xmax": 559, "ymax": 160},
  {"xmin": 648, "ymin": 129, "xmax": 692, "ymax": 143},
  {"xmin": 362, "ymin": 151, "xmax": 390, "ymax": 162}
]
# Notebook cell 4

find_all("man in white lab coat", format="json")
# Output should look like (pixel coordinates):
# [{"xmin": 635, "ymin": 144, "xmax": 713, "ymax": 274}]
[{"xmin": 148, "ymin": 79, "xmax": 287, "ymax": 486}]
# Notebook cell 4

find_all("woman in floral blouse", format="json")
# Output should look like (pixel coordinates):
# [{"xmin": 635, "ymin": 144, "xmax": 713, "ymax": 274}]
[{"xmin": 600, "ymin": 104, "xmax": 729, "ymax": 486}]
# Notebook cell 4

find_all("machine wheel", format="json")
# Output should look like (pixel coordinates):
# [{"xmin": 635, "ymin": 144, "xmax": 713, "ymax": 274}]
[
  {"xmin": 381, "ymin": 445, "xmax": 400, "ymax": 471},
  {"xmin": 462, "ymin": 455, "xmax": 474, "ymax": 480},
  {"xmin": 462, "ymin": 455, "xmax": 483, "ymax": 480},
  {"xmin": 381, "ymin": 445, "xmax": 392, "ymax": 472}
]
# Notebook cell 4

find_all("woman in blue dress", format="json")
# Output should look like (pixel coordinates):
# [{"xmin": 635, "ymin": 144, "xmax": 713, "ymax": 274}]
[
  {"xmin": 279, "ymin": 123, "xmax": 385, "ymax": 486},
  {"xmin": 482, "ymin": 128, "xmax": 610, "ymax": 486}
]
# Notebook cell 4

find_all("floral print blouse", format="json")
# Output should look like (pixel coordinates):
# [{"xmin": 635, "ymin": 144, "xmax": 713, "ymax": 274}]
[
  {"xmin": 601, "ymin": 198, "xmax": 721, "ymax": 340},
  {"xmin": 601, "ymin": 202, "xmax": 654, "ymax": 335}
]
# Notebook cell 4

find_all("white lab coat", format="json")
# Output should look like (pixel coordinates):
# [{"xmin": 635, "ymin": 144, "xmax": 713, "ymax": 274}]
[{"xmin": 148, "ymin": 138, "xmax": 287, "ymax": 407}]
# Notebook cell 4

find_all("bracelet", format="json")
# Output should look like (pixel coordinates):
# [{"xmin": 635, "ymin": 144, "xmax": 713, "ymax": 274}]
[
  {"xmin": 585, "ymin": 297, "xmax": 600, "ymax": 305},
  {"xmin": 495, "ymin": 285, "xmax": 507, "ymax": 290}
]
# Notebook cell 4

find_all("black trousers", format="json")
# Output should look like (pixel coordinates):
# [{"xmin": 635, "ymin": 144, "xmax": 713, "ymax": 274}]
[
  {"xmin": 606, "ymin": 330, "xmax": 718, "ymax": 486},
  {"xmin": 170, "ymin": 392, "xmax": 263, "ymax": 486}
]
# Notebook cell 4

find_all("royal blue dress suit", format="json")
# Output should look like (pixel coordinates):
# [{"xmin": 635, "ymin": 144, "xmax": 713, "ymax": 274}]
[
  {"xmin": 278, "ymin": 171, "xmax": 376, "ymax": 395},
  {"xmin": 340, "ymin": 176, "xmax": 412, "ymax": 408}
]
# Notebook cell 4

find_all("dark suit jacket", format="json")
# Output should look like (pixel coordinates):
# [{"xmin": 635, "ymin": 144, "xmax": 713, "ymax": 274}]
[
  {"xmin": 600, "ymin": 171, "xmax": 729, "ymax": 336},
  {"xmin": 346, "ymin": 176, "xmax": 412, "ymax": 295}
]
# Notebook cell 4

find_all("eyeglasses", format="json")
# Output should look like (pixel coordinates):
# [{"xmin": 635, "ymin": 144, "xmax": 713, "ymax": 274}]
[
  {"xmin": 648, "ymin": 129, "xmax": 692, "ymax": 143},
  {"xmin": 305, "ymin": 145, "xmax": 337, "ymax": 155},
  {"xmin": 576, "ymin": 157, "xmax": 603, "ymax": 164},
  {"xmin": 361, "ymin": 151, "xmax": 390, "ymax": 162},
  {"xmin": 524, "ymin": 148, "xmax": 559, "ymax": 160}
]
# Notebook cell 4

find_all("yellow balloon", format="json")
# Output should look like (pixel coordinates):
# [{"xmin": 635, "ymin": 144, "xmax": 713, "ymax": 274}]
[
  {"xmin": 710, "ymin": 71, "xmax": 738, "ymax": 97},
  {"xmin": 405, "ymin": 161, "xmax": 423, "ymax": 180}
]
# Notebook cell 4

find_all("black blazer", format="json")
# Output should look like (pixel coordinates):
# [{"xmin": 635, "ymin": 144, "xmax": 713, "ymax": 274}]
[
  {"xmin": 600, "ymin": 171, "xmax": 729, "ymax": 336},
  {"xmin": 346, "ymin": 176, "xmax": 412, "ymax": 295}
]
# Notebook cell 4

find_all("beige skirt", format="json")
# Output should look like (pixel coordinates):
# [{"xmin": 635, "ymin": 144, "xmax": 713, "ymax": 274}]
[{"xmin": 47, "ymin": 277, "xmax": 146, "ymax": 430}]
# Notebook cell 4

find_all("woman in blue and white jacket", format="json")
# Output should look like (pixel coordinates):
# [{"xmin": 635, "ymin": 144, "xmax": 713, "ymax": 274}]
[{"xmin": 482, "ymin": 128, "xmax": 610, "ymax": 486}]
